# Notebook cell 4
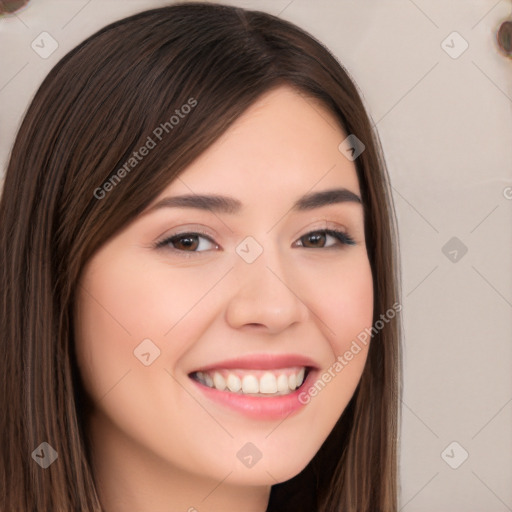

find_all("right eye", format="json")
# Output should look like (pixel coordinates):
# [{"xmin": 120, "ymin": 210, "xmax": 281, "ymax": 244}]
[{"xmin": 154, "ymin": 231, "xmax": 219, "ymax": 255}]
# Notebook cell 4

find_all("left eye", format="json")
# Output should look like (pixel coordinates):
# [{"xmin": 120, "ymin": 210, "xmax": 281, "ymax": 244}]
[
  {"xmin": 295, "ymin": 229, "xmax": 356, "ymax": 249},
  {"xmin": 155, "ymin": 229, "xmax": 355, "ymax": 254}
]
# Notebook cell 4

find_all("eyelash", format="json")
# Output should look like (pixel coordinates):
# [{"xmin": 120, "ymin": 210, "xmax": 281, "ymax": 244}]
[{"xmin": 153, "ymin": 228, "xmax": 356, "ymax": 257}]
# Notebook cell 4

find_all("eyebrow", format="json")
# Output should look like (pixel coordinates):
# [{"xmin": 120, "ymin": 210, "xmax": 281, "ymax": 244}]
[{"xmin": 143, "ymin": 188, "xmax": 362, "ymax": 216}]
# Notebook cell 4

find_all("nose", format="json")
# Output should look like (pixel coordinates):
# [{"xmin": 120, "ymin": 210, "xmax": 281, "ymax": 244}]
[{"xmin": 224, "ymin": 245, "xmax": 310, "ymax": 334}]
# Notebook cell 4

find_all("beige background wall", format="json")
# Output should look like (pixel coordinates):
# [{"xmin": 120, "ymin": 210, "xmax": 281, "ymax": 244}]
[{"xmin": 1, "ymin": 1, "xmax": 511, "ymax": 510}]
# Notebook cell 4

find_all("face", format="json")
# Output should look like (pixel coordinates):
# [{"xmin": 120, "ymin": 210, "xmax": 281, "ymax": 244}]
[{"xmin": 74, "ymin": 85, "xmax": 373, "ymax": 494}]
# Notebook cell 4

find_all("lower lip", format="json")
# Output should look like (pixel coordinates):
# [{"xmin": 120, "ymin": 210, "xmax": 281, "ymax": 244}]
[{"xmin": 189, "ymin": 369, "xmax": 317, "ymax": 420}]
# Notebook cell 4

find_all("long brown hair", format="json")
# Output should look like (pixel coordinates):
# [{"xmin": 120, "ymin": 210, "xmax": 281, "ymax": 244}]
[{"xmin": 0, "ymin": 3, "xmax": 402, "ymax": 510}]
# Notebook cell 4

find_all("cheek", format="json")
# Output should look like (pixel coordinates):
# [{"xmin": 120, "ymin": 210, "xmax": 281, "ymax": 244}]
[
  {"xmin": 308, "ymin": 252, "xmax": 374, "ymax": 350},
  {"xmin": 297, "ymin": 253, "xmax": 373, "ymax": 413},
  {"xmin": 73, "ymin": 251, "xmax": 220, "ymax": 417},
  {"xmin": 73, "ymin": 252, "xmax": 167, "ymax": 404},
  {"xmin": 74, "ymin": 253, "xmax": 202, "ymax": 362},
  {"xmin": 73, "ymin": 271, "xmax": 131, "ymax": 402}
]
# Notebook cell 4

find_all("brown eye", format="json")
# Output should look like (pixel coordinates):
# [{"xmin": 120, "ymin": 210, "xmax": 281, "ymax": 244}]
[
  {"xmin": 301, "ymin": 232, "xmax": 327, "ymax": 248},
  {"xmin": 155, "ymin": 232, "xmax": 217, "ymax": 253},
  {"xmin": 297, "ymin": 229, "xmax": 355, "ymax": 249}
]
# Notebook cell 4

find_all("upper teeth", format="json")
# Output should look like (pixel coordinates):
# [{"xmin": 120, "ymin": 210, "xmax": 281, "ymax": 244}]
[{"xmin": 193, "ymin": 367, "xmax": 306, "ymax": 396}]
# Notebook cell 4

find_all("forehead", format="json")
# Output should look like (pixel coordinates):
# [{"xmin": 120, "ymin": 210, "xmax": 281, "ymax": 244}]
[{"xmin": 160, "ymin": 85, "xmax": 360, "ymax": 201}]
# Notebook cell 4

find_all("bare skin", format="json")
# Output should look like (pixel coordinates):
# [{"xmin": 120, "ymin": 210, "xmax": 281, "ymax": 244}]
[{"xmin": 74, "ymin": 85, "xmax": 374, "ymax": 512}]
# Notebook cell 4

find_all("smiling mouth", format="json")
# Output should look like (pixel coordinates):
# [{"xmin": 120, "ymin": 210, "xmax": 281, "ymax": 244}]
[{"xmin": 189, "ymin": 366, "xmax": 311, "ymax": 397}]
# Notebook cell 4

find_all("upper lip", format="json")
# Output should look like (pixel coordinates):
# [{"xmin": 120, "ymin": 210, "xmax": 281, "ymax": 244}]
[{"xmin": 189, "ymin": 353, "xmax": 319, "ymax": 373}]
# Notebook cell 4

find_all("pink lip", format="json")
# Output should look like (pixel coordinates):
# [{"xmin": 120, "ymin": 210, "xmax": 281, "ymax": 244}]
[
  {"xmin": 189, "ymin": 368, "xmax": 318, "ymax": 420},
  {"xmin": 189, "ymin": 353, "xmax": 319, "ymax": 373}
]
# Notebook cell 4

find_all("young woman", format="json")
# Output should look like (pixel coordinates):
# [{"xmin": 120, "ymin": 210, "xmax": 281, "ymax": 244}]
[{"xmin": 0, "ymin": 3, "xmax": 402, "ymax": 511}]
